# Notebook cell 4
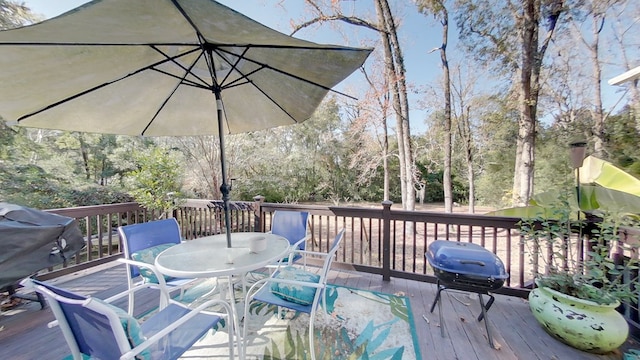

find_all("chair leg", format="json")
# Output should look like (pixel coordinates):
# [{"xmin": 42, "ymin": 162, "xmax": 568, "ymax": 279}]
[
  {"xmin": 127, "ymin": 291, "xmax": 135, "ymax": 316},
  {"xmin": 308, "ymin": 310, "xmax": 316, "ymax": 360}
]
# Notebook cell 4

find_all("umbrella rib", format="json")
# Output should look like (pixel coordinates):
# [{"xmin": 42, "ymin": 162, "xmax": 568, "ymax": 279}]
[
  {"xmin": 218, "ymin": 47, "xmax": 251, "ymax": 87},
  {"xmin": 150, "ymin": 45, "xmax": 212, "ymax": 89},
  {"xmin": 168, "ymin": 0, "xmax": 360, "ymax": 101},
  {"xmin": 15, "ymin": 46, "xmax": 205, "ymax": 123},
  {"xmin": 207, "ymin": 48, "xmax": 299, "ymax": 123},
  {"xmin": 141, "ymin": 49, "xmax": 207, "ymax": 136},
  {"xmin": 214, "ymin": 46, "xmax": 357, "ymax": 100}
]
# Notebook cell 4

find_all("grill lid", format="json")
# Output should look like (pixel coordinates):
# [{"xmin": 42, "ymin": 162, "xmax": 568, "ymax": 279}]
[{"xmin": 426, "ymin": 240, "xmax": 508, "ymax": 280}]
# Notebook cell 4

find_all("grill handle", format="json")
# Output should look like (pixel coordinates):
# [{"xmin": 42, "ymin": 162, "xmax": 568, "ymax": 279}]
[{"xmin": 459, "ymin": 260, "xmax": 486, "ymax": 266}]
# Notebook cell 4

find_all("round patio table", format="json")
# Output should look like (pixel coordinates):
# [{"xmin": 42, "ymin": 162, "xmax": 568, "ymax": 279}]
[
  {"xmin": 155, "ymin": 232, "xmax": 290, "ymax": 278},
  {"xmin": 155, "ymin": 232, "xmax": 290, "ymax": 360}
]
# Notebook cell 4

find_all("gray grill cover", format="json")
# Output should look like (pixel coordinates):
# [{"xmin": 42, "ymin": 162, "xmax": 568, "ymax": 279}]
[{"xmin": 0, "ymin": 203, "xmax": 84, "ymax": 288}]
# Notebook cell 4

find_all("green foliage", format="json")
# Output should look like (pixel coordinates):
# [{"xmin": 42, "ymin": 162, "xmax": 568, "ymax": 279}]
[
  {"xmin": 474, "ymin": 98, "xmax": 519, "ymax": 207},
  {"xmin": 519, "ymin": 195, "xmax": 640, "ymax": 305},
  {"xmin": 534, "ymin": 126, "xmax": 575, "ymax": 193},
  {"xmin": 0, "ymin": 122, "xmax": 15, "ymax": 160},
  {"xmin": 68, "ymin": 185, "xmax": 133, "ymax": 206},
  {"xmin": 0, "ymin": 164, "xmax": 70, "ymax": 208},
  {"xmin": 128, "ymin": 147, "xmax": 185, "ymax": 217},
  {"xmin": 415, "ymin": 163, "xmax": 468, "ymax": 203},
  {"xmin": 606, "ymin": 108, "xmax": 640, "ymax": 179},
  {"xmin": 0, "ymin": 162, "xmax": 131, "ymax": 209},
  {"xmin": 232, "ymin": 99, "xmax": 366, "ymax": 204}
]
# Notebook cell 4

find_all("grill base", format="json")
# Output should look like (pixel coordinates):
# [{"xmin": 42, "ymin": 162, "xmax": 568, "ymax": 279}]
[
  {"xmin": 429, "ymin": 279, "xmax": 497, "ymax": 348},
  {"xmin": 425, "ymin": 240, "xmax": 508, "ymax": 349}
]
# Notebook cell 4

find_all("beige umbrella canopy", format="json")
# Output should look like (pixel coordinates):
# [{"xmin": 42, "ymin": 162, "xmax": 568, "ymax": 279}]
[{"xmin": 0, "ymin": 0, "xmax": 372, "ymax": 247}]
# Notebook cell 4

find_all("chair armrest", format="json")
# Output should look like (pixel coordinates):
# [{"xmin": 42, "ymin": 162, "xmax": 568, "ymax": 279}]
[
  {"xmin": 291, "ymin": 249, "xmax": 329, "ymax": 258},
  {"xmin": 287, "ymin": 248, "xmax": 329, "ymax": 265},
  {"xmin": 116, "ymin": 258, "xmax": 172, "ymax": 311},
  {"xmin": 263, "ymin": 276, "xmax": 323, "ymax": 289},
  {"xmin": 290, "ymin": 237, "xmax": 308, "ymax": 250},
  {"xmin": 246, "ymin": 274, "xmax": 323, "ymax": 299},
  {"xmin": 117, "ymin": 258, "xmax": 170, "ymax": 287}
]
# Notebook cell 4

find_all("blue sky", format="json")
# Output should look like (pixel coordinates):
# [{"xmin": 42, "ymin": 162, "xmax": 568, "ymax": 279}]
[{"xmin": 20, "ymin": 0, "xmax": 635, "ymax": 135}]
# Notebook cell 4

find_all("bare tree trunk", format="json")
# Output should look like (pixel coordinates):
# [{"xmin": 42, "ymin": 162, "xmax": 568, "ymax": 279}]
[
  {"xmin": 513, "ymin": 0, "xmax": 537, "ymax": 206},
  {"xmin": 379, "ymin": 0, "xmax": 415, "ymax": 210},
  {"xmin": 588, "ymin": 14, "xmax": 605, "ymax": 156},
  {"xmin": 513, "ymin": 0, "xmax": 562, "ymax": 206},
  {"xmin": 383, "ymin": 109, "xmax": 390, "ymax": 201},
  {"xmin": 467, "ymin": 151, "xmax": 475, "ymax": 213},
  {"xmin": 458, "ymin": 104, "xmax": 475, "ymax": 214},
  {"xmin": 374, "ymin": 0, "xmax": 407, "ymax": 206},
  {"xmin": 439, "ymin": 8, "xmax": 453, "ymax": 213}
]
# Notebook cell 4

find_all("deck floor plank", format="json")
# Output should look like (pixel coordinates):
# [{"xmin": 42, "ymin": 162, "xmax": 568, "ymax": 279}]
[{"xmin": 0, "ymin": 262, "xmax": 628, "ymax": 360}]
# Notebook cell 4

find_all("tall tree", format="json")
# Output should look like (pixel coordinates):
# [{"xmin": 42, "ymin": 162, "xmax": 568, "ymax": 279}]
[
  {"xmin": 450, "ymin": 63, "xmax": 481, "ymax": 213},
  {"xmin": 172, "ymin": 136, "xmax": 222, "ymax": 199},
  {"xmin": 456, "ymin": 0, "xmax": 564, "ymax": 205},
  {"xmin": 417, "ymin": 0, "xmax": 453, "ymax": 213},
  {"xmin": 570, "ymin": 1, "xmax": 623, "ymax": 157},
  {"xmin": 293, "ymin": 0, "xmax": 416, "ymax": 209},
  {"xmin": 352, "ymin": 60, "xmax": 392, "ymax": 201}
]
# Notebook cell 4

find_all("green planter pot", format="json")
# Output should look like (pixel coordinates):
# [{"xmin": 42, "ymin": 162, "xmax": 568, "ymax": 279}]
[{"xmin": 529, "ymin": 284, "xmax": 629, "ymax": 354}]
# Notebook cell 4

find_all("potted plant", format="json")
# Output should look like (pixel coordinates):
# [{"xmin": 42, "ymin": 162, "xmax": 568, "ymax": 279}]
[{"xmin": 519, "ymin": 198, "xmax": 640, "ymax": 354}]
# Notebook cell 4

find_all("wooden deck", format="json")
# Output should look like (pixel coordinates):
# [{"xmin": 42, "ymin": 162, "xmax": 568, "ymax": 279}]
[{"xmin": 0, "ymin": 262, "xmax": 635, "ymax": 360}]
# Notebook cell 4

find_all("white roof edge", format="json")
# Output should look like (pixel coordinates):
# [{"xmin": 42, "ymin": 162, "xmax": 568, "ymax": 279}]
[{"xmin": 608, "ymin": 65, "xmax": 640, "ymax": 85}]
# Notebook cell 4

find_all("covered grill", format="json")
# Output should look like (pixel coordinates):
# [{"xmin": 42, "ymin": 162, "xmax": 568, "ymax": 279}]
[
  {"xmin": 0, "ymin": 203, "xmax": 85, "ymax": 307},
  {"xmin": 425, "ymin": 240, "xmax": 509, "ymax": 348}
]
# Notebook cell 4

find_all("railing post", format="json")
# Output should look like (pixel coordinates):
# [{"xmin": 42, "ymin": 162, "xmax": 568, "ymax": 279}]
[
  {"xmin": 253, "ymin": 195, "xmax": 265, "ymax": 232},
  {"xmin": 382, "ymin": 200, "xmax": 392, "ymax": 281}
]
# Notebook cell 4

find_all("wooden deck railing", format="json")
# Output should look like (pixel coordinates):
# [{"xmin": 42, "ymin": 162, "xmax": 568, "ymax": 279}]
[{"xmin": 38, "ymin": 198, "xmax": 639, "ymax": 335}]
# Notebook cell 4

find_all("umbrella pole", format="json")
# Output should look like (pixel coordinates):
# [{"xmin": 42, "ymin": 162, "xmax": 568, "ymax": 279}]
[{"xmin": 216, "ymin": 91, "xmax": 233, "ymax": 248}]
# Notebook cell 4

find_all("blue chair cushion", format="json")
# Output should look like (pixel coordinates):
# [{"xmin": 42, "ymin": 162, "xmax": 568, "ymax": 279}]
[
  {"xmin": 270, "ymin": 266, "xmax": 320, "ymax": 305},
  {"xmin": 93, "ymin": 299, "xmax": 151, "ymax": 360},
  {"xmin": 131, "ymin": 244, "xmax": 175, "ymax": 284}
]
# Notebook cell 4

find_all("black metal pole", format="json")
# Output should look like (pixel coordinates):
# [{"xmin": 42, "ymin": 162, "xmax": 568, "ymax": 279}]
[{"xmin": 215, "ymin": 89, "xmax": 233, "ymax": 248}]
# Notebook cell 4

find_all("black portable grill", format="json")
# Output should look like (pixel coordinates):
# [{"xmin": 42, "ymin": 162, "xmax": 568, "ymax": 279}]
[
  {"xmin": 0, "ymin": 203, "xmax": 85, "ymax": 308},
  {"xmin": 425, "ymin": 240, "xmax": 509, "ymax": 348}
]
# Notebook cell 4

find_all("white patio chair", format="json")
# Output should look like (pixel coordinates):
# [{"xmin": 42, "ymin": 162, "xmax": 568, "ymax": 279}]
[
  {"xmin": 243, "ymin": 229, "xmax": 345, "ymax": 360},
  {"xmin": 118, "ymin": 218, "xmax": 205, "ymax": 315},
  {"xmin": 266, "ymin": 210, "xmax": 310, "ymax": 268}
]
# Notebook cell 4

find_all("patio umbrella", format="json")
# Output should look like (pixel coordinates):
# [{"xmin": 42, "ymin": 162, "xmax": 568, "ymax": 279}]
[{"xmin": 0, "ymin": 0, "xmax": 371, "ymax": 247}]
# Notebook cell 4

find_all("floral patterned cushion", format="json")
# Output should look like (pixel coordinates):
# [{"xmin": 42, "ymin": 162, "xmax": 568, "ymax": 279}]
[
  {"xmin": 130, "ymin": 244, "xmax": 175, "ymax": 284},
  {"xmin": 270, "ymin": 266, "xmax": 320, "ymax": 305},
  {"xmin": 93, "ymin": 298, "xmax": 150, "ymax": 360}
]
